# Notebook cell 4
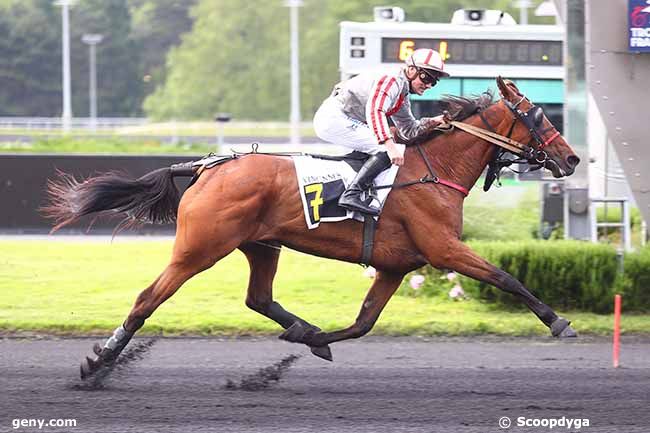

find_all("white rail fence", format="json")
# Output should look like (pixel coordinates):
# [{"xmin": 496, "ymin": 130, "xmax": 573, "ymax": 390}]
[
  {"xmin": 0, "ymin": 117, "xmax": 314, "ymax": 132},
  {"xmin": 0, "ymin": 117, "xmax": 149, "ymax": 130}
]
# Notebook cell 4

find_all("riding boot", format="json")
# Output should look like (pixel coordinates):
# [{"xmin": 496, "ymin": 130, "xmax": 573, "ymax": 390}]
[{"xmin": 338, "ymin": 152, "xmax": 392, "ymax": 216}]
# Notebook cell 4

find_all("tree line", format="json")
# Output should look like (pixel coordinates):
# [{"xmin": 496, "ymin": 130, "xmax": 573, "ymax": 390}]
[
  {"xmin": 0, "ymin": 0, "xmax": 195, "ymax": 117},
  {"xmin": 0, "ymin": 0, "xmax": 544, "ymax": 120}
]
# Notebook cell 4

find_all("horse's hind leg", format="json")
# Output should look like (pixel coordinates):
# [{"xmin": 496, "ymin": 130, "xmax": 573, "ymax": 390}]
[
  {"xmin": 239, "ymin": 242, "xmax": 333, "ymax": 361},
  {"xmin": 81, "ymin": 255, "xmax": 217, "ymax": 378},
  {"xmin": 81, "ymin": 231, "xmax": 242, "ymax": 379}
]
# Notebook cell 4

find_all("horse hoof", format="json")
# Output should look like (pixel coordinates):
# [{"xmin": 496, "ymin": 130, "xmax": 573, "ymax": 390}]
[
  {"xmin": 310, "ymin": 345, "xmax": 333, "ymax": 362},
  {"xmin": 558, "ymin": 325, "xmax": 577, "ymax": 338},
  {"xmin": 92, "ymin": 343, "xmax": 103, "ymax": 356},
  {"xmin": 80, "ymin": 356, "xmax": 103, "ymax": 380},
  {"xmin": 279, "ymin": 322, "xmax": 306, "ymax": 343},
  {"xmin": 551, "ymin": 317, "xmax": 578, "ymax": 338},
  {"xmin": 279, "ymin": 322, "xmax": 320, "ymax": 344}
]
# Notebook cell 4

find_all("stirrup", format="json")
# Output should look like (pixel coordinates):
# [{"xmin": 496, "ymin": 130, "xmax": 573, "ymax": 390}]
[{"xmin": 338, "ymin": 192, "xmax": 380, "ymax": 216}]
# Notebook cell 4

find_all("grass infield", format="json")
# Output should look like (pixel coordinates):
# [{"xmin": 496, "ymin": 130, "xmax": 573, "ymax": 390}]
[{"xmin": 1, "ymin": 240, "xmax": 648, "ymax": 336}]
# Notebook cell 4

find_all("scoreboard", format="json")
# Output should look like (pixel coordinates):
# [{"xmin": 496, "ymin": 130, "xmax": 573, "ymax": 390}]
[
  {"xmin": 340, "ymin": 21, "xmax": 564, "ymax": 80},
  {"xmin": 380, "ymin": 37, "xmax": 562, "ymax": 66}
]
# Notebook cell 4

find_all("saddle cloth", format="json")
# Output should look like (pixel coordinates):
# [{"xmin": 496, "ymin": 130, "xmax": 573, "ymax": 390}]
[{"xmin": 292, "ymin": 155, "xmax": 400, "ymax": 229}]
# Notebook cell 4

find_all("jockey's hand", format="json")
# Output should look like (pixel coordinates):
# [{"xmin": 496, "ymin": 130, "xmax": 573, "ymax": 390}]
[
  {"xmin": 432, "ymin": 114, "xmax": 449, "ymax": 125},
  {"xmin": 422, "ymin": 112, "xmax": 451, "ymax": 128},
  {"xmin": 384, "ymin": 139, "xmax": 404, "ymax": 166}
]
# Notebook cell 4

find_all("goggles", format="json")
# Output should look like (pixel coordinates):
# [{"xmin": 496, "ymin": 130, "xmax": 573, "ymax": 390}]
[{"xmin": 417, "ymin": 69, "xmax": 439, "ymax": 85}]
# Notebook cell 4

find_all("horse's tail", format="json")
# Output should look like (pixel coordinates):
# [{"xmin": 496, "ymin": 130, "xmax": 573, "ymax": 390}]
[{"xmin": 42, "ymin": 164, "xmax": 195, "ymax": 233}]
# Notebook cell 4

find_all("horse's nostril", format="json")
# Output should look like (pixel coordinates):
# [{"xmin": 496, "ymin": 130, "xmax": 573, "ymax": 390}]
[{"xmin": 567, "ymin": 155, "xmax": 580, "ymax": 168}]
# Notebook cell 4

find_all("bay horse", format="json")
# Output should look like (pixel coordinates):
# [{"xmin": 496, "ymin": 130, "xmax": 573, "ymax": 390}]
[{"xmin": 44, "ymin": 77, "xmax": 580, "ymax": 379}]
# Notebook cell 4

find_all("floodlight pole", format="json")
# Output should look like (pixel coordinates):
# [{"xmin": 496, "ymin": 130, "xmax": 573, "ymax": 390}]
[
  {"xmin": 514, "ymin": 0, "xmax": 532, "ymax": 25},
  {"xmin": 82, "ymin": 34, "xmax": 103, "ymax": 132},
  {"xmin": 285, "ymin": 0, "xmax": 303, "ymax": 146},
  {"xmin": 54, "ymin": 0, "xmax": 75, "ymax": 133}
]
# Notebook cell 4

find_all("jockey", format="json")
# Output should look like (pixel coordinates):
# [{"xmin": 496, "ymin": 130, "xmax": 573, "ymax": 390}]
[{"xmin": 313, "ymin": 48, "xmax": 450, "ymax": 216}]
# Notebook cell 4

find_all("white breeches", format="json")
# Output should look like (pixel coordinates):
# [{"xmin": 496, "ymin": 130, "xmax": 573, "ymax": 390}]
[{"xmin": 313, "ymin": 97, "xmax": 385, "ymax": 155}]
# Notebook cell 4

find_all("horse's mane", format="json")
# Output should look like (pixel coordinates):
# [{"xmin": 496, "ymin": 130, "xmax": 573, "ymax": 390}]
[{"xmin": 406, "ymin": 91, "xmax": 495, "ymax": 146}]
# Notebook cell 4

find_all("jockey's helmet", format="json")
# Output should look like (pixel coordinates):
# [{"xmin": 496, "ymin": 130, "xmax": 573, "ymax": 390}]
[{"xmin": 405, "ymin": 48, "xmax": 450, "ymax": 78}]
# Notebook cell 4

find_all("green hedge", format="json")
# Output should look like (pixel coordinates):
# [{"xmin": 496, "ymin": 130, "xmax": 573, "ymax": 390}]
[
  {"xmin": 619, "ymin": 247, "xmax": 650, "ymax": 311},
  {"xmin": 417, "ymin": 241, "xmax": 650, "ymax": 313},
  {"xmin": 469, "ymin": 241, "xmax": 618, "ymax": 313}
]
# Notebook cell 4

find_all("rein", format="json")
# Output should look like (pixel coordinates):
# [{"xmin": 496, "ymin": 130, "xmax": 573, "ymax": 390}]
[
  {"xmin": 447, "ymin": 121, "xmax": 530, "ymax": 157},
  {"xmin": 443, "ymin": 95, "xmax": 560, "ymax": 163}
]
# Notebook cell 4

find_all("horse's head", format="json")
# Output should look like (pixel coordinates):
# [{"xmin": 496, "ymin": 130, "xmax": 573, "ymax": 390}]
[{"xmin": 496, "ymin": 76, "xmax": 580, "ymax": 178}]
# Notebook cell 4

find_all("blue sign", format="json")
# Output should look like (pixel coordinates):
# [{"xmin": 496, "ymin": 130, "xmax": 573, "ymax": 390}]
[{"xmin": 629, "ymin": 0, "xmax": 650, "ymax": 52}]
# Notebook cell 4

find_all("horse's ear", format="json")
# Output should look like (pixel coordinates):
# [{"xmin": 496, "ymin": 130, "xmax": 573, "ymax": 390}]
[
  {"xmin": 496, "ymin": 76, "xmax": 510, "ymax": 99},
  {"xmin": 496, "ymin": 76, "xmax": 519, "ymax": 101},
  {"xmin": 505, "ymin": 79, "xmax": 521, "ymax": 95}
]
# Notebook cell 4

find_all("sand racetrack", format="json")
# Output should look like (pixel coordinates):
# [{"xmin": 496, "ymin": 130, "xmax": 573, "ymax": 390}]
[{"xmin": 1, "ymin": 336, "xmax": 648, "ymax": 432}]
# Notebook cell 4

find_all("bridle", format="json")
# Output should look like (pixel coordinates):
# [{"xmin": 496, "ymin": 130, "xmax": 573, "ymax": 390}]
[
  {"xmin": 450, "ymin": 93, "xmax": 560, "ymax": 165},
  {"xmin": 501, "ymin": 94, "xmax": 560, "ymax": 164},
  {"xmin": 442, "ymin": 92, "xmax": 563, "ymax": 190}
]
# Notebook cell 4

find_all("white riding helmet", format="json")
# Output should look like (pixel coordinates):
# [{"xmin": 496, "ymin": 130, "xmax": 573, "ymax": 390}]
[{"xmin": 405, "ymin": 48, "xmax": 450, "ymax": 78}]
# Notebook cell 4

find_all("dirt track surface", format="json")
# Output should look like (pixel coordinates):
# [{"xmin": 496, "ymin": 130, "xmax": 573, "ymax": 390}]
[{"xmin": 1, "ymin": 336, "xmax": 649, "ymax": 433}]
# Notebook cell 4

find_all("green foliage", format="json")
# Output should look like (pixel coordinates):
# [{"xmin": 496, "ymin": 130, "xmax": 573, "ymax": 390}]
[
  {"xmin": 0, "ymin": 0, "xmax": 142, "ymax": 116},
  {"xmin": 462, "ymin": 202, "xmax": 539, "ymax": 241},
  {"xmin": 0, "ymin": 0, "xmax": 192, "ymax": 117},
  {"xmin": 129, "ymin": 0, "xmax": 197, "ymax": 97},
  {"xmin": 619, "ymin": 246, "xmax": 650, "ymax": 312},
  {"xmin": 462, "ymin": 181, "xmax": 540, "ymax": 241},
  {"xmin": 0, "ymin": 1, "xmax": 61, "ymax": 116},
  {"xmin": 594, "ymin": 205, "xmax": 642, "ymax": 228},
  {"xmin": 70, "ymin": 0, "xmax": 144, "ymax": 116},
  {"xmin": 144, "ymin": 1, "xmax": 291, "ymax": 120}
]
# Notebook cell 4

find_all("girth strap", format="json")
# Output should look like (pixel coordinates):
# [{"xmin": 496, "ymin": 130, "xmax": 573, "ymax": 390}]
[{"xmin": 361, "ymin": 215, "xmax": 376, "ymax": 265}]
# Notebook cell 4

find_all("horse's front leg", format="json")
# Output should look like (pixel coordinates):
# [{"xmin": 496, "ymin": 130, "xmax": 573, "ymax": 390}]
[
  {"xmin": 435, "ymin": 240, "xmax": 576, "ymax": 337},
  {"xmin": 280, "ymin": 270, "xmax": 404, "ymax": 350}
]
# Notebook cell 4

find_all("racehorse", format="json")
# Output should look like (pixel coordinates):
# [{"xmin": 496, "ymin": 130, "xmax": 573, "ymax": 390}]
[{"xmin": 44, "ymin": 77, "xmax": 580, "ymax": 379}]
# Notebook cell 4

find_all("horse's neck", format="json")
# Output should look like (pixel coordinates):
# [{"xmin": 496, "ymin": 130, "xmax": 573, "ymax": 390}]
[{"xmin": 420, "ymin": 113, "xmax": 503, "ymax": 191}]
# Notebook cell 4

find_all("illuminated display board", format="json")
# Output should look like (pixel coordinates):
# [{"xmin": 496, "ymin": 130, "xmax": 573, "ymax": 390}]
[
  {"xmin": 381, "ymin": 38, "xmax": 562, "ymax": 66},
  {"xmin": 629, "ymin": 0, "xmax": 650, "ymax": 52}
]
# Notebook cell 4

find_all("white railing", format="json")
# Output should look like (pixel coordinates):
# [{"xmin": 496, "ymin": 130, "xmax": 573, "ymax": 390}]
[
  {"xmin": 0, "ymin": 118, "xmax": 315, "ymax": 133},
  {"xmin": 0, "ymin": 117, "xmax": 149, "ymax": 130},
  {"xmin": 590, "ymin": 197, "xmax": 632, "ymax": 252}
]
